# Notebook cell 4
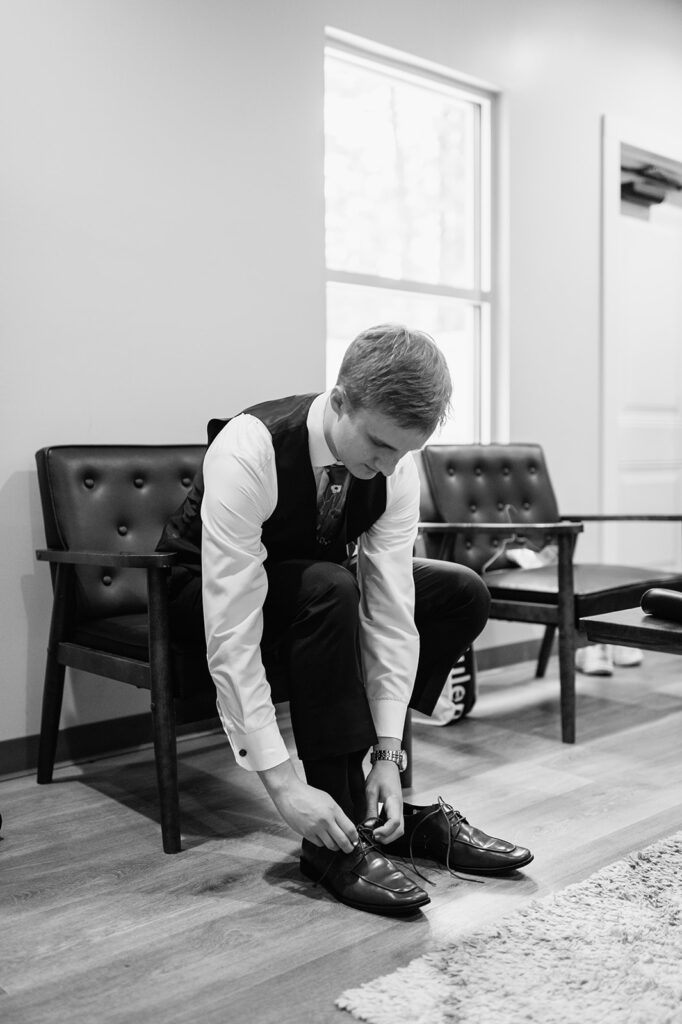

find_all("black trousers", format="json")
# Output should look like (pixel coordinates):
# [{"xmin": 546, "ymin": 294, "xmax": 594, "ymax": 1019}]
[{"xmin": 169, "ymin": 557, "xmax": 490, "ymax": 763}]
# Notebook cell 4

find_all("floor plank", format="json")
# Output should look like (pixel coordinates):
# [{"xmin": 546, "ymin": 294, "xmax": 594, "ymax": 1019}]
[{"xmin": 1, "ymin": 652, "xmax": 681, "ymax": 1023}]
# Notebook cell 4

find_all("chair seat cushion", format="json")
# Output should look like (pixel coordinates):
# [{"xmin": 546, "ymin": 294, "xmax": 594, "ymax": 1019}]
[
  {"xmin": 74, "ymin": 613, "xmax": 151, "ymax": 660},
  {"xmin": 73, "ymin": 614, "xmax": 290, "ymax": 702},
  {"xmin": 486, "ymin": 563, "xmax": 682, "ymax": 618},
  {"xmin": 73, "ymin": 614, "xmax": 215, "ymax": 699}
]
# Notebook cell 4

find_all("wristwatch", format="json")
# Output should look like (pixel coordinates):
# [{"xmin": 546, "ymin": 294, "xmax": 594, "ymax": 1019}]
[{"xmin": 370, "ymin": 748, "xmax": 408, "ymax": 773}]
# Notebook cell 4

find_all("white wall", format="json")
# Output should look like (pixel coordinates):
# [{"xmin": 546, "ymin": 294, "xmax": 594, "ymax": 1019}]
[{"xmin": 2, "ymin": 0, "xmax": 682, "ymax": 746}]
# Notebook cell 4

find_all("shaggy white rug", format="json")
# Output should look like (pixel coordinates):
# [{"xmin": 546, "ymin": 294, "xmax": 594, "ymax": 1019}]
[{"xmin": 336, "ymin": 831, "xmax": 682, "ymax": 1024}]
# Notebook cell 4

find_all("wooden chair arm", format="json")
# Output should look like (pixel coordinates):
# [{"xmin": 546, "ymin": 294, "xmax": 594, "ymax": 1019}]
[
  {"xmin": 36, "ymin": 549, "xmax": 178, "ymax": 569},
  {"xmin": 418, "ymin": 521, "xmax": 583, "ymax": 537},
  {"xmin": 563, "ymin": 514, "xmax": 682, "ymax": 523}
]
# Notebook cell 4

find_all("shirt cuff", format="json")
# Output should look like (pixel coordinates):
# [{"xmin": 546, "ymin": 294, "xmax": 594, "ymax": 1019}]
[
  {"xmin": 368, "ymin": 698, "xmax": 408, "ymax": 742},
  {"xmin": 224, "ymin": 720, "xmax": 291, "ymax": 772}
]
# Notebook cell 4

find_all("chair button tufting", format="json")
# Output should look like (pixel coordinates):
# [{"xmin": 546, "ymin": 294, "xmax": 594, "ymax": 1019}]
[
  {"xmin": 118, "ymin": 525, "xmax": 128, "ymax": 536},
  {"xmin": 84, "ymin": 477, "xmax": 95, "ymax": 489},
  {"xmin": 529, "ymin": 465, "xmax": 537, "ymax": 474},
  {"xmin": 181, "ymin": 476, "xmax": 192, "ymax": 487},
  {"xmin": 102, "ymin": 575, "xmax": 112, "ymax": 586},
  {"xmin": 523, "ymin": 501, "xmax": 530, "ymax": 510},
  {"xmin": 474, "ymin": 466, "xmax": 482, "ymax": 476},
  {"xmin": 492, "ymin": 539, "xmax": 499, "ymax": 547},
  {"xmin": 502, "ymin": 466, "xmax": 510, "ymax": 476},
  {"xmin": 134, "ymin": 477, "xmax": 144, "ymax": 488},
  {"xmin": 497, "ymin": 501, "xmax": 505, "ymax": 511},
  {"xmin": 470, "ymin": 503, "xmax": 477, "ymax": 512},
  {"xmin": 447, "ymin": 466, "xmax": 455, "ymax": 476},
  {"xmin": 465, "ymin": 540, "xmax": 472, "ymax": 549}
]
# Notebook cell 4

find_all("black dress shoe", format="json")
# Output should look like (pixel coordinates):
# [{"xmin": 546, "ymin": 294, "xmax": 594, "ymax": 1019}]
[
  {"xmin": 385, "ymin": 797, "xmax": 534, "ymax": 875},
  {"xmin": 300, "ymin": 818, "xmax": 430, "ymax": 916}
]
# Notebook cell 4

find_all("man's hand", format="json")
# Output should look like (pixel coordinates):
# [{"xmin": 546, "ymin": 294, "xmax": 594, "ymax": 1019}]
[
  {"xmin": 258, "ymin": 760, "xmax": 358, "ymax": 853},
  {"xmin": 365, "ymin": 760, "xmax": 404, "ymax": 844}
]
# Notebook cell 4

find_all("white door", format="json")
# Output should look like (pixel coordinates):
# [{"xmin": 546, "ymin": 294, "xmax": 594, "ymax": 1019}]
[{"xmin": 602, "ymin": 120, "xmax": 682, "ymax": 572}]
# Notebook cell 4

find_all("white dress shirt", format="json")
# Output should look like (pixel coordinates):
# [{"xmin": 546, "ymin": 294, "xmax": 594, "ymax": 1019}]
[{"xmin": 201, "ymin": 392, "xmax": 420, "ymax": 771}]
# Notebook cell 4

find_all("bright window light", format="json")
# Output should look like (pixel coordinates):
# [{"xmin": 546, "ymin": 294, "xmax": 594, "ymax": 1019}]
[{"xmin": 324, "ymin": 41, "xmax": 493, "ymax": 443}]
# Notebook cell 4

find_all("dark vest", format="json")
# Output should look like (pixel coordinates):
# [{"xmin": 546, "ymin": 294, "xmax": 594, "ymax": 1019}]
[{"xmin": 158, "ymin": 394, "xmax": 388, "ymax": 570}]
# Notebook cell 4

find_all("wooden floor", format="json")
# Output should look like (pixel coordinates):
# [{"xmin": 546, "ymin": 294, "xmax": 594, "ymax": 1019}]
[{"xmin": 1, "ymin": 653, "xmax": 682, "ymax": 1024}]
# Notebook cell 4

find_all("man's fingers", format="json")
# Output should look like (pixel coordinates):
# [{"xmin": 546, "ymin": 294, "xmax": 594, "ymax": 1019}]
[
  {"xmin": 373, "ymin": 822, "xmax": 399, "ymax": 842},
  {"xmin": 337, "ymin": 809, "xmax": 359, "ymax": 850},
  {"xmin": 373, "ymin": 820, "xmax": 403, "ymax": 842},
  {"xmin": 365, "ymin": 792, "xmax": 379, "ymax": 821},
  {"xmin": 316, "ymin": 818, "xmax": 357, "ymax": 854},
  {"xmin": 327, "ymin": 819, "xmax": 357, "ymax": 854},
  {"xmin": 372, "ymin": 795, "xmax": 403, "ymax": 843}
]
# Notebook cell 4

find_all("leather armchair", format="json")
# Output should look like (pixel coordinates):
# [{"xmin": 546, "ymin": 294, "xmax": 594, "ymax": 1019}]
[
  {"xmin": 35, "ymin": 445, "xmax": 294, "ymax": 853},
  {"xmin": 416, "ymin": 443, "xmax": 682, "ymax": 743}
]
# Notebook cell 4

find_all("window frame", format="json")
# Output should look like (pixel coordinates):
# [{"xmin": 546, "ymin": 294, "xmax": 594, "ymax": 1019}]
[{"xmin": 323, "ymin": 32, "xmax": 498, "ymax": 444}]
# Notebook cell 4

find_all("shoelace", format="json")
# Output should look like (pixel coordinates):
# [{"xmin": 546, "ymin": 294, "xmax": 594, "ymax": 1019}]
[
  {"xmin": 311, "ymin": 821, "xmax": 380, "ymax": 889},
  {"xmin": 403, "ymin": 797, "xmax": 484, "ymax": 885},
  {"xmin": 311, "ymin": 822, "xmax": 433, "ymax": 893}
]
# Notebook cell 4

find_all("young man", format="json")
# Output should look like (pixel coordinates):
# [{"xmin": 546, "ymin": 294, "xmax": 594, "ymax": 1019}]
[{"xmin": 159, "ymin": 325, "xmax": 533, "ymax": 916}]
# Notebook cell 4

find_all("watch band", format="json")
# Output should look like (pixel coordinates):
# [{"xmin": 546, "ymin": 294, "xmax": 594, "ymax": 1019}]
[{"xmin": 370, "ymin": 748, "xmax": 407, "ymax": 772}]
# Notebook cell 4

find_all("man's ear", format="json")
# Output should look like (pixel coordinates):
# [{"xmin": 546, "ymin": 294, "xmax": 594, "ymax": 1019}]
[{"xmin": 329, "ymin": 385, "xmax": 346, "ymax": 416}]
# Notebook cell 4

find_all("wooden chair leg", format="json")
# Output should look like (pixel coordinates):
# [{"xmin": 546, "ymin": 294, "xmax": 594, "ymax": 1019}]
[
  {"xmin": 150, "ymin": 694, "xmax": 181, "ymax": 854},
  {"xmin": 535, "ymin": 625, "xmax": 556, "ymax": 678},
  {"xmin": 38, "ymin": 563, "xmax": 71, "ymax": 784},
  {"xmin": 557, "ymin": 626, "xmax": 576, "ymax": 744},
  {"xmin": 148, "ymin": 567, "xmax": 181, "ymax": 854},
  {"xmin": 557, "ymin": 535, "xmax": 577, "ymax": 744},
  {"xmin": 37, "ymin": 655, "xmax": 66, "ymax": 784},
  {"xmin": 401, "ymin": 709, "xmax": 413, "ymax": 790}
]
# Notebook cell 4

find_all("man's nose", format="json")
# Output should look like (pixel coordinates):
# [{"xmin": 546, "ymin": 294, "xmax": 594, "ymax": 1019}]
[{"xmin": 375, "ymin": 453, "xmax": 400, "ymax": 476}]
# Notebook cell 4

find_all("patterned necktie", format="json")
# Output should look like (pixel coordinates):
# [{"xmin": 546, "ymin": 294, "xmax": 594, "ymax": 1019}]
[{"xmin": 316, "ymin": 464, "xmax": 351, "ymax": 548}]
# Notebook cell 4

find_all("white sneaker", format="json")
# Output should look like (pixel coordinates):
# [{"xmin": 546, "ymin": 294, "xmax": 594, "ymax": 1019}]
[
  {"xmin": 576, "ymin": 644, "xmax": 614, "ymax": 676},
  {"xmin": 612, "ymin": 645, "xmax": 643, "ymax": 667}
]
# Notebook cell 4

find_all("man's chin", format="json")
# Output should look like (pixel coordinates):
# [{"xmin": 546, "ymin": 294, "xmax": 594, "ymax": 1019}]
[{"xmin": 351, "ymin": 464, "xmax": 378, "ymax": 480}]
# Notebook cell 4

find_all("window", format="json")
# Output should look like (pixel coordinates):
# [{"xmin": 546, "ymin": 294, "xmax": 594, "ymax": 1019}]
[{"xmin": 324, "ymin": 39, "xmax": 493, "ymax": 442}]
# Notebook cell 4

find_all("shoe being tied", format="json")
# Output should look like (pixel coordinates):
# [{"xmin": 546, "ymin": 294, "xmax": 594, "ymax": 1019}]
[
  {"xmin": 300, "ymin": 818, "xmax": 430, "ymax": 916},
  {"xmin": 385, "ymin": 798, "xmax": 534, "ymax": 876}
]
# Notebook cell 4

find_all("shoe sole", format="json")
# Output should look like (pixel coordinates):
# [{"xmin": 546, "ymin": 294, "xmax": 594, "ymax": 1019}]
[
  {"xmin": 447, "ymin": 851, "xmax": 535, "ymax": 875},
  {"xmin": 299, "ymin": 858, "xmax": 430, "ymax": 916}
]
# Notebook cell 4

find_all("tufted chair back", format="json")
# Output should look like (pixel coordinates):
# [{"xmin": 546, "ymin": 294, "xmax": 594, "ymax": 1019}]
[
  {"xmin": 36, "ymin": 446, "xmax": 204, "ymax": 621},
  {"xmin": 417, "ymin": 444, "xmax": 561, "ymax": 573}
]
